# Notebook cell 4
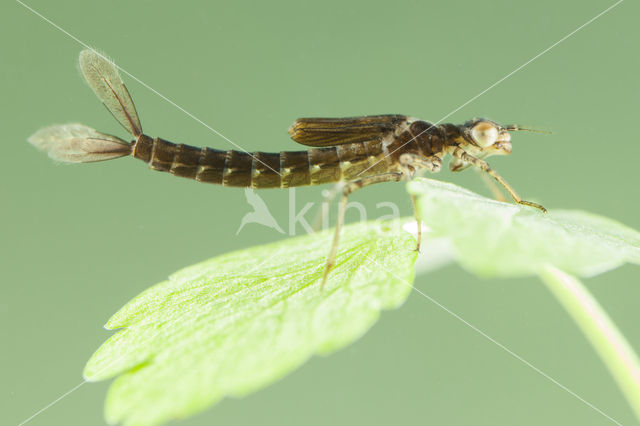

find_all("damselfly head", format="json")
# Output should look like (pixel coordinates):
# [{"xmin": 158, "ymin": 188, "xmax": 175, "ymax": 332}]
[{"xmin": 462, "ymin": 118, "xmax": 512, "ymax": 156}]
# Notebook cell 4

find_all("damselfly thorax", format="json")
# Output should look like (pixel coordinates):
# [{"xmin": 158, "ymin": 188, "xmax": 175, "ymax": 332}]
[{"xmin": 28, "ymin": 50, "xmax": 547, "ymax": 287}]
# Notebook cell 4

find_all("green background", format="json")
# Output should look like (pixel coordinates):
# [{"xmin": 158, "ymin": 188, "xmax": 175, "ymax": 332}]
[{"xmin": 3, "ymin": 0, "xmax": 639, "ymax": 425}]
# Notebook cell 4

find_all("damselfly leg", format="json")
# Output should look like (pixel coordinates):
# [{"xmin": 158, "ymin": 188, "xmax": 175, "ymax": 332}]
[{"xmin": 321, "ymin": 172, "xmax": 404, "ymax": 288}]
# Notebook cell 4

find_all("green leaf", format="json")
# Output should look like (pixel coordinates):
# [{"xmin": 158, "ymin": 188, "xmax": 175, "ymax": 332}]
[
  {"xmin": 408, "ymin": 178, "xmax": 640, "ymax": 278},
  {"xmin": 84, "ymin": 219, "xmax": 417, "ymax": 426},
  {"xmin": 87, "ymin": 178, "xmax": 640, "ymax": 425},
  {"xmin": 409, "ymin": 178, "xmax": 640, "ymax": 422}
]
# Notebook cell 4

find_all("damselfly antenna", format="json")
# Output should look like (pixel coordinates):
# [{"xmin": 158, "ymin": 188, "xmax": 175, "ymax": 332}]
[{"xmin": 503, "ymin": 125, "xmax": 552, "ymax": 135}]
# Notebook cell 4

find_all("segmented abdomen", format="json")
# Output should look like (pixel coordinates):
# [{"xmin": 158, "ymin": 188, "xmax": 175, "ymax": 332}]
[{"xmin": 131, "ymin": 134, "xmax": 392, "ymax": 188}]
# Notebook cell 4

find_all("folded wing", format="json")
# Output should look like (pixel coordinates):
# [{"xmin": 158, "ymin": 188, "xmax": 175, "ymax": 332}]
[{"xmin": 288, "ymin": 114, "xmax": 407, "ymax": 147}]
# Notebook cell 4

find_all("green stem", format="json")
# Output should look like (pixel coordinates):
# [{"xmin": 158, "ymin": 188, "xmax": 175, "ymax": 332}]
[{"xmin": 539, "ymin": 266, "xmax": 640, "ymax": 422}]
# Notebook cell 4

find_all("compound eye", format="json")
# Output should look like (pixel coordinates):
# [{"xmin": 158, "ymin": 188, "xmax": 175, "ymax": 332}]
[{"xmin": 471, "ymin": 122, "xmax": 499, "ymax": 147}]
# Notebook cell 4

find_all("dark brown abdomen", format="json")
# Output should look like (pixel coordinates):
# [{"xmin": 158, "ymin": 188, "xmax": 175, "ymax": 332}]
[{"xmin": 131, "ymin": 134, "xmax": 390, "ymax": 189}]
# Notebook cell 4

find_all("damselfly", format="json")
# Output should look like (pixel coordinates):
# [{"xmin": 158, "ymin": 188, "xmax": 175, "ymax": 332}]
[{"xmin": 29, "ymin": 50, "xmax": 547, "ymax": 286}]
